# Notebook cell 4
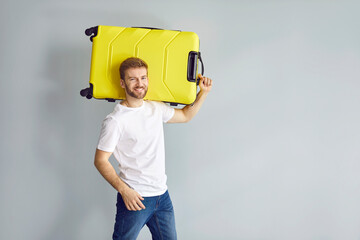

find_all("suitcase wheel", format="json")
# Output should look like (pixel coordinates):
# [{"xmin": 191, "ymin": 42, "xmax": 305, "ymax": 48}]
[
  {"xmin": 85, "ymin": 26, "xmax": 98, "ymax": 42},
  {"xmin": 80, "ymin": 86, "xmax": 93, "ymax": 99}
]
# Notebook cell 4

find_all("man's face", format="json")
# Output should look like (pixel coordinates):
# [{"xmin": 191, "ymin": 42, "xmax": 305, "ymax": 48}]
[{"xmin": 121, "ymin": 67, "xmax": 148, "ymax": 99}]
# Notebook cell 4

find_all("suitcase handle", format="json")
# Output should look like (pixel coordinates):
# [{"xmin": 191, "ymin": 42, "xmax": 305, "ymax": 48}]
[
  {"xmin": 187, "ymin": 51, "xmax": 204, "ymax": 84},
  {"xmin": 197, "ymin": 52, "xmax": 204, "ymax": 85},
  {"xmin": 132, "ymin": 26, "xmax": 163, "ymax": 30},
  {"xmin": 131, "ymin": 26, "xmax": 181, "ymax": 31}
]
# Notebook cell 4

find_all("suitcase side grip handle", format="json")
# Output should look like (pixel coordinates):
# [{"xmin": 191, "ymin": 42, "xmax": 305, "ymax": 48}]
[{"xmin": 187, "ymin": 51, "xmax": 204, "ymax": 83}]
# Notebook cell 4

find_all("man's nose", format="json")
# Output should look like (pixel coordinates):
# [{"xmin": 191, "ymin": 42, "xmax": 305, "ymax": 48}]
[{"xmin": 135, "ymin": 78, "xmax": 143, "ymax": 86}]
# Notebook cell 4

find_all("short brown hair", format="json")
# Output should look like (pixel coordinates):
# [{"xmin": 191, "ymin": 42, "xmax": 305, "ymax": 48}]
[{"xmin": 119, "ymin": 57, "xmax": 148, "ymax": 80}]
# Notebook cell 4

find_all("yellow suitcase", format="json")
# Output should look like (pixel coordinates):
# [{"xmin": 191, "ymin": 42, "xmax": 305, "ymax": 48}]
[{"xmin": 80, "ymin": 25, "xmax": 204, "ymax": 105}]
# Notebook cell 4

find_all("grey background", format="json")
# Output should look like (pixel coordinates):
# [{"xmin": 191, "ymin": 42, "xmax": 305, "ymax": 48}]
[{"xmin": 1, "ymin": 0, "xmax": 360, "ymax": 239}]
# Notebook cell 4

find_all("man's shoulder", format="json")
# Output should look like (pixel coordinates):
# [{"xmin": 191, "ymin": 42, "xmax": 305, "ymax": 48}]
[
  {"xmin": 103, "ymin": 104, "xmax": 124, "ymax": 122},
  {"xmin": 145, "ymin": 100, "xmax": 168, "ymax": 108},
  {"xmin": 146, "ymin": 100, "xmax": 161, "ymax": 105}
]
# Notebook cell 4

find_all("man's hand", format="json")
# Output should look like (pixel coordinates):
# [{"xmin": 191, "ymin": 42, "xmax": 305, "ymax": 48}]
[
  {"xmin": 198, "ymin": 74, "xmax": 213, "ymax": 93},
  {"xmin": 120, "ymin": 187, "xmax": 146, "ymax": 211},
  {"xmin": 94, "ymin": 149, "xmax": 146, "ymax": 211}
]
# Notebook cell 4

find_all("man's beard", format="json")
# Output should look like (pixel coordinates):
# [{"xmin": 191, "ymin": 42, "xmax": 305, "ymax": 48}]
[{"xmin": 124, "ymin": 84, "xmax": 148, "ymax": 99}]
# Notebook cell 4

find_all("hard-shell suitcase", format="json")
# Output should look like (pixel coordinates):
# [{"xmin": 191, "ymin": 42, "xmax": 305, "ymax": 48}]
[{"xmin": 80, "ymin": 25, "xmax": 204, "ymax": 105}]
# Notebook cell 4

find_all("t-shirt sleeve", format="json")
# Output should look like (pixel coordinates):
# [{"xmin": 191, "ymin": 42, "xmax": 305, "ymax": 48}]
[
  {"xmin": 97, "ymin": 117, "xmax": 121, "ymax": 152},
  {"xmin": 158, "ymin": 102, "xmax": 175, "ymax": 123}
]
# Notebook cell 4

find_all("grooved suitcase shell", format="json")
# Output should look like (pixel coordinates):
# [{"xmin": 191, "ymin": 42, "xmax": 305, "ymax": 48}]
[{"xmin": 88, "ymin": 25, "xmax": 200, "ymax": 104}]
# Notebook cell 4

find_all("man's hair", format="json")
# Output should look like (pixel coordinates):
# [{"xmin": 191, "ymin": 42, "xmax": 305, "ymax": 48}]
[{"xmin": 119, "ymin": 57, "xmax": 148, "ymax": 80}]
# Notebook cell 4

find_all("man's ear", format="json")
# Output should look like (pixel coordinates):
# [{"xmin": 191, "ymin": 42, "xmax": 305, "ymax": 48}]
[{"xmin": 120, "ymin": 79, "xmax": 125, "ymax": 89}]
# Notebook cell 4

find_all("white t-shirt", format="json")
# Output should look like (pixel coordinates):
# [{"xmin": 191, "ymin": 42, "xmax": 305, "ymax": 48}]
[{"xmin": 97, "ymin": 101, "xmax": 175, "ymax": 197}]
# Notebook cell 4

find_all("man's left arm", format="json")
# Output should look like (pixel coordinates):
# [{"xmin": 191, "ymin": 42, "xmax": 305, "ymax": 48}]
[{"xmin": 168, "ymin": 74, "xmax": 213, "ymax": 123}]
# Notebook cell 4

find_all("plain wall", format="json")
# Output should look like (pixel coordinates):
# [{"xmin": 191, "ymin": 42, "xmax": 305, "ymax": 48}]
[{"xmin": 1, "ymin": 0, "xmax": 360, "ymax": 239}]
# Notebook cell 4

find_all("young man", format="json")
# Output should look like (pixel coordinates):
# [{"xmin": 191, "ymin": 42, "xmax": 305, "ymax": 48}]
[{"xmin": 94, "ymin": 57, "xmax": 212, "ymax": 239}]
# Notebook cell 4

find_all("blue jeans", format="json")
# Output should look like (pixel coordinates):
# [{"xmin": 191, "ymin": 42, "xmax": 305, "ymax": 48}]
[{"xmin": 112, "ymin": 190, "xmax": 177, "ymax": 240}]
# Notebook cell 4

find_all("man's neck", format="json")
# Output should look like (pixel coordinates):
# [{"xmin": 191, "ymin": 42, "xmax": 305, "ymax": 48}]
[{"xmin": 122, "ymin": 97, "xmax": 144, "ymax": 108}]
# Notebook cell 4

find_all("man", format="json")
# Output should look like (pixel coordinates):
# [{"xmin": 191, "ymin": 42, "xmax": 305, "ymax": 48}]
[{"xmin": 94, "ymin": 57, "xmax": 212, "ymax": 239}]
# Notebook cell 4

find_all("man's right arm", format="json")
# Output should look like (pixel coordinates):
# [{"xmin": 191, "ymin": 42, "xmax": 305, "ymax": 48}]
[{"xmin": 94, "ymin": 149, "xmax": 146, "ymax": 211}]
